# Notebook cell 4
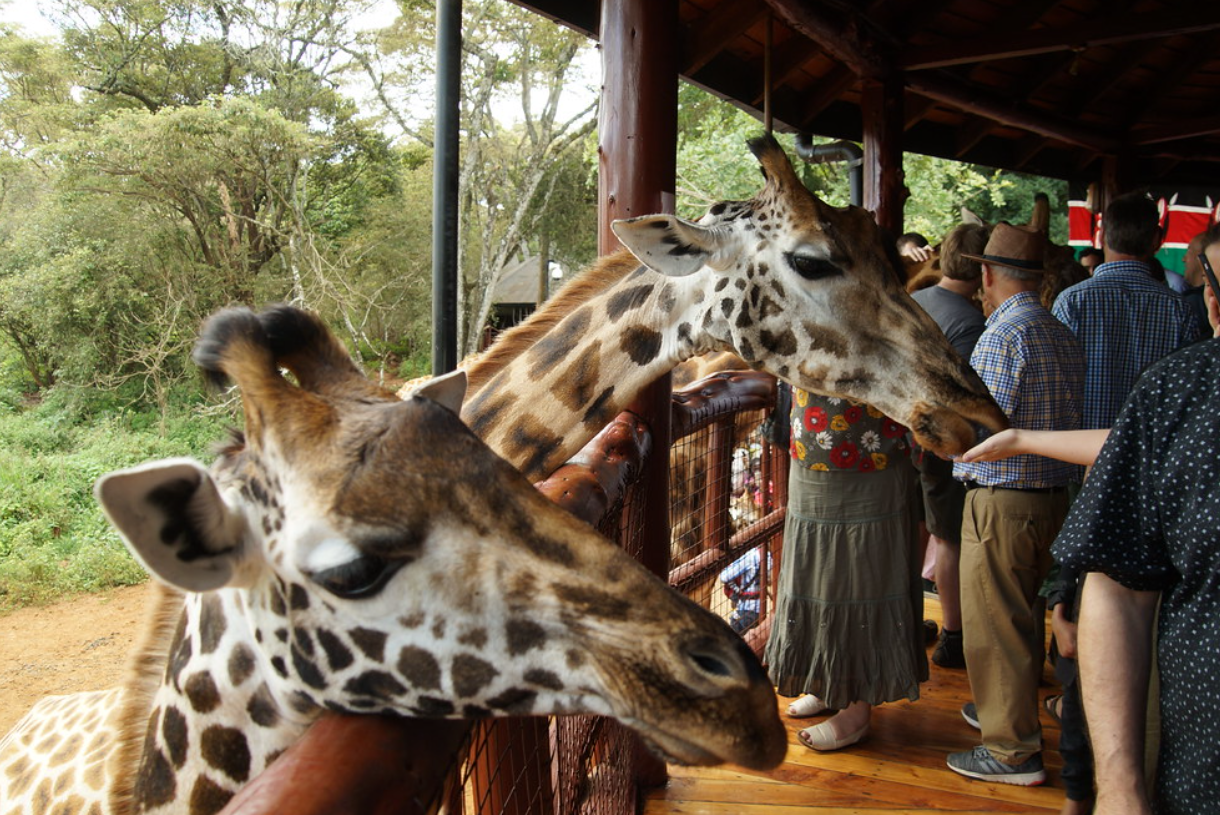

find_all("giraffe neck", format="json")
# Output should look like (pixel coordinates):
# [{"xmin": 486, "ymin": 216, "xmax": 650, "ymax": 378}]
[
  {"xmin": 461, "ymin": 255, "xmax": 715, "ymax": 481},
  {"xmin": 121, "ymin": 590, "xmax": 317, "ymax": 814}
]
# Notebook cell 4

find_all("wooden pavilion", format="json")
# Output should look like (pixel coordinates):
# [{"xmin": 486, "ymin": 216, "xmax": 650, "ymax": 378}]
[{"xmin": 217, "ymin": 2, "xmax": 1220, "ymax": 814}]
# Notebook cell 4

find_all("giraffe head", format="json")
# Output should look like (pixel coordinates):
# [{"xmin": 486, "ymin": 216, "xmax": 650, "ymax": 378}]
[
  {"xmin": 93, "ymin": 306, "xmax": 786, "ymax": 776},
  {"xmin": 612, "ymin": 135, "xmax": 1007, "ymax": 455}
]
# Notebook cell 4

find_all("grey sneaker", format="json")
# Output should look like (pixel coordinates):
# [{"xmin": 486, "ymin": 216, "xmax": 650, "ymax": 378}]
[
  {"xmin": 947, "ymin": 745, "xmax": 1047, "ymax": 786},
  {"xmin": 961, "ymin": 702, "xmax": 980, "ymax": 730}
]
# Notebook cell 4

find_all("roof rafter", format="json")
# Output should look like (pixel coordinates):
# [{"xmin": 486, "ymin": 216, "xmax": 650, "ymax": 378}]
[{"xmin": 901, "ymin": 8, "xmax": 1220, "ymax": 71}]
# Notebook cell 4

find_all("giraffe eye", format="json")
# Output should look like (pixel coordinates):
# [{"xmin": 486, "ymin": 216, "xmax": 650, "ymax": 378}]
[
  {"xmin": 311, "ymin": 555, "xmax": 402, "ymax": 599},
  {"xmin": 785, "ymin": 252, "xmax": 840, "ymax": 281}
]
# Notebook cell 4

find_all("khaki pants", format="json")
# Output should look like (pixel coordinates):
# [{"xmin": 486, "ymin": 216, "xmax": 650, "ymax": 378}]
[{"xmin": 960, "ymin": 485, "xmax": 1069, "ymax": 764}]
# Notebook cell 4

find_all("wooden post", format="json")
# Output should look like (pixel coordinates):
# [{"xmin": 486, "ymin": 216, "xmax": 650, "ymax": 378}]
[
  {"xmin": 599, "ymin": 0, "xmax": 678, "ymax": 791},
  {"xmin": 861, "ymin": 76, "xmax": 906, "ymax": 236}
]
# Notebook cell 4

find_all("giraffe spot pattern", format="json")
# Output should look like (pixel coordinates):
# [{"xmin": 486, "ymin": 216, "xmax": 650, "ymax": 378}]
[
  {"xmin": 413, "ymin": 697, "xmax": 456, "ymax": 717},
  {"xmin": 247, "ymin": 682, "xmax": 281, "ymax": 728},
  {"xmin": 759, "ymin": 327, "xmax": 798, "ymax": 357},
  {"xmin": 528, "ymin": 307, "xmax": 591, "ymax": 379},
  {"xmin": 350, "ymin": 627, "xmax": 389, "ymax": 662},
  {"xmin": 228, "ymin": 642, "xmax": 256, "ymax": 686},
  {"xmin": 486, "ymin": 688, "xmax": 537, "ymax": 714},
  {"xmin": 524, "ymin": 669, "xmax": 565, "ymax": 691},
  {"xmin": 581, "ymin": 386, "xmax": 616, "ymax": 428},
  {"xmin": 185, "ymin": 672, "xmax": 221, "ymax": 714},
  {"xmin": 451, "ymin": 654, "xmax": 499, "ymax": 698},
  {"xmin": 290, "ymin": 644, "xmax": 327, "ymax": 689},
  {"xmin": 200, "ymin": 725, "xmax": 250, "ymax": 783},
  {"xmin": 162, "ymin": 706, "xmax": 190, "ymax": 767},
  {"xmin": 199, "ymin": 595, "xmax": 227, "ymax": 655},
  {"xmin": 397, "ymin": 646, "xmax": 442, "ymax": 691},
  {"xmin": 316, "ymin": 627, "xmax": 354, "ymax": 671},
  {"xmin": 190, "ymin": 775, "xmax": 234, "ymax": 815},
  {"xmin": 554, "ymin": 342, "xmax": 603, "ymax": 412},
  {"xmin": 619, "ymin": 326, "xmax": 663, "ymax": 366},
  {"xmin": 506, "ymin": 619, "xmax": 547, "ymax": 655},
  {"xmin": 605, "ymin": 284, "xmax": 654, "ymax": 322},
  {"xmin": 344, "ymin": 670, "xmax": 407, "ymax": 699},
  {"xmin": 457, "ymin": 627, "xmax": 489, "ymax": 649}
]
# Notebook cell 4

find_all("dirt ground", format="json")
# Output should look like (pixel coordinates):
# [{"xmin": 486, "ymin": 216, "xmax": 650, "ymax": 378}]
[{"xmin": 0, "ymin": 583, "xmax": 152, "ymax": 735}]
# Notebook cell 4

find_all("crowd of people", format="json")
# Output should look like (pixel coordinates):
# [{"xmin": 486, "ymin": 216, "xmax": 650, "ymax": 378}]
[{"xmin": 737, "ymin": 192, "xmax": 1218, "ymax": 815}]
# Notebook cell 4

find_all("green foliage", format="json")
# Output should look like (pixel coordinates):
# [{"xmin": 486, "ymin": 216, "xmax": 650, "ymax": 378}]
[{"xmin": 0, "ymin": 390, "xmax": 233, "ymax": 612}]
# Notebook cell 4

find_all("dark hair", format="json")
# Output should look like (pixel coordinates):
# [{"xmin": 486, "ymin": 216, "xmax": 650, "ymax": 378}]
[
  {"xmin": 940, "ymin": 223, "xmax": 989, "ymax": 281},
  {"xmin": 1201, "ymin": 222, "xmax": 1220, "ymax": 253},
  {"xmin": 1103, "ymin": 193, "xmax": 1161, "ymax": 257},
  {"xmin": 1077, "ymin": 247, "xmax": 1103, "ymax": 262},
  {"xmin": 896, "ymin": 232, "xmax": 929, "ymax": 250}
]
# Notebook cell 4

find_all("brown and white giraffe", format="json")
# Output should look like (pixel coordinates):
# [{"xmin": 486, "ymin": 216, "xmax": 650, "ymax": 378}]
[
  {"xmin": 456, "ymin": 135, "xmax": 1008, "ymax": 484},
  {"xmin": 0, "ymin": 305, "xmax": 786, "ymax": 815}
]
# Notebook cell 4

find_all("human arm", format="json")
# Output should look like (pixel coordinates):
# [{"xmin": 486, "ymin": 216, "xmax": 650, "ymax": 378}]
[
  {"xmin": 1077, "ymin": 572, "xmax": 1159, "ymax": 815},
  {"xmin": 1050, "ymin": 603, "xmax": 1077, "ymax": 659},
  {"xmin": 957, "ymin": 428, "xmax": 1110, "ymax": 466}
]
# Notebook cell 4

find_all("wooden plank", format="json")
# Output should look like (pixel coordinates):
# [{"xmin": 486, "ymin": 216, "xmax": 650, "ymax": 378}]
[{"xmin": 645, "ymin": 595, "xmax": 1070, "ymax": 815}]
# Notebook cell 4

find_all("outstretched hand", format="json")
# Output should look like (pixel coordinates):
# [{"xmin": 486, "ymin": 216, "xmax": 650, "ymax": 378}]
[{"xmin": 956, "ymin": 428, "xmax": 1026, "ymax": 462}]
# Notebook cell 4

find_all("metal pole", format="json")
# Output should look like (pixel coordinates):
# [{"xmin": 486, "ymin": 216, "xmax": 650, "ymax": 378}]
[{"xmin": 431, "ymin": 0, "xmax": 461, "ymax": 375}]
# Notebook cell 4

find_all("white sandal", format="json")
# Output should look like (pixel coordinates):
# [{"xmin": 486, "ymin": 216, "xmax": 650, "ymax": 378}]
[{"xmin": 786, "ymin": 694, "xmax": 829, "ymax": 718}]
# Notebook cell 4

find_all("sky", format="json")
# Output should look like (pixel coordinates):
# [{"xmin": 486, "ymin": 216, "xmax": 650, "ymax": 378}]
[{"xmin": 1, "ymin": 2, "xmax": 57, "ymax": 38}]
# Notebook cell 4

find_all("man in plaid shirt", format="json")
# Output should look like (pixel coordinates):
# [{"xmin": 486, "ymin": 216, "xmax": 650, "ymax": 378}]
[
  {"xmin": 1052, "ymin": 192, "xmax": 1199, "ymax": 430},
  {"xmin": 947, "ymin": 223, "xmax": 1085, "ymax": 787}
]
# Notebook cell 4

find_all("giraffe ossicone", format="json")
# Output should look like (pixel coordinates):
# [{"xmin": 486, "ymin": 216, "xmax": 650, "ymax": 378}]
[{"xmin": 0, "ymin": 305, "xmax": 785, "ymax": 815}]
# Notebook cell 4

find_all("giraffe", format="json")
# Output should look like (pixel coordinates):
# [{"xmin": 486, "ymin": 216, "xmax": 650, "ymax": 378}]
[
  {"xmin": 455, "ymin": 135, "xmax": 1009, "ymax": 486},
  {"xmin": 0, "ymin": 305, "xmax": 786, "ymax": 815}
]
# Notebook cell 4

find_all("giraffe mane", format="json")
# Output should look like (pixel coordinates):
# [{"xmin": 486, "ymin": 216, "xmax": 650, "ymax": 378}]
[
  {"xmin": 463, "ymin": 248, "xmax": 642, "ymax": 394},
  {"xmin": 108, "ymin": 582, "xmax": 186, "ymax": 815}
]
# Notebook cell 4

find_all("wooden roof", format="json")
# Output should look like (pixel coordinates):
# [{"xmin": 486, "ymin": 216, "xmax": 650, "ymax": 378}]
[{"xmin": 512, "ymin": 0, "xmax": 1220, "ymax": 188}]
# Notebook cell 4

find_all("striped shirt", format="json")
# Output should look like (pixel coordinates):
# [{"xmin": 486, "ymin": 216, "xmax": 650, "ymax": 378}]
[
  {"xmin": 1051, "ymin": 260, "xmax": 1200, "ymax": 429},
  {"xmin": 954, "ymin": 290, "xmax": 1085, "ymax": 488}
]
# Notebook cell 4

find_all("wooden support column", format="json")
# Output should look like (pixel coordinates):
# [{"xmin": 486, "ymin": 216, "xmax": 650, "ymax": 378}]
[
  {"xmin": 598, "ymin": 0, "xmax": 678, "ymax": 791},
  {"xmin": 861, "ymin": 76, "xmax": 906, "ymax": 236}
]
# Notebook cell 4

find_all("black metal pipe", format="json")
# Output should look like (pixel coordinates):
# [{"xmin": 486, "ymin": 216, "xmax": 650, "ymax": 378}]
[
  {"xmin": 794, "ymin": 135, "xmax": 863, "ymax": 207},
  {"xmin": 431, "ymin": 0, "xmax": 461, "ymax": 375}
]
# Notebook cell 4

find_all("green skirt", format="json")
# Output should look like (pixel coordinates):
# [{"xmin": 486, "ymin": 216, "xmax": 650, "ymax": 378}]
[{"xmin": 765, "ymin": 460, "xmax": 927, "ymax": 707}]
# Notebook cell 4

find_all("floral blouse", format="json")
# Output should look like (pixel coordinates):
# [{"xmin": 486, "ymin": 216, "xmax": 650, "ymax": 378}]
[{"xmin": 789, "ymin": 388, "xmax": 910, "ymax": 473}]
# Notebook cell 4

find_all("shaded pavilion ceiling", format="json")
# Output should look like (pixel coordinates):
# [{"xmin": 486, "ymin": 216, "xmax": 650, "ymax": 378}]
[{"xmin": 511, "ymin": 0, "xmax": 1220, "ymax": 189}]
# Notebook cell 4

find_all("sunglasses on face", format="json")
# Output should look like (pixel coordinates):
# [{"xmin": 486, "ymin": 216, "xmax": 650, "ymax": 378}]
[{"xmin": 1200, "ymin": 250, "xmax": 1220, "ymax": 301}]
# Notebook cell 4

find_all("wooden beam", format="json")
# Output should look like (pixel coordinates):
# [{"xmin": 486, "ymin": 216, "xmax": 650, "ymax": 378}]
[
  {"xmin": 954, "ymin": 117, "xmax": 994, "ymax": 158},
  {"xmin": 683, "ymin": 0, "xmax": 769, "ymax": 76},
  {"xmin": 764, "ymin": 0, "xmax": 894, "ymax": 79},
  {"xmin": 906, "ymin": 71, "xmax": 1122, "ymax": 154},
  {"xmin": 902, "ymin": 95, "xmax": 936, "ymax": 131},
  {"xmin": 1132, "ymin": 116, "xmax": 1220, "ymax": 146},
  {"xmin": 1012, "ymin": 134, "xmax": 1050, "ymax": 170},
  {"xmin": 902, "ymin": 8, "xmax": 1220, "ymax": 71},
  {"xmin": 796, "ymin": 65, "xmax": 856, "ymax": 129}
]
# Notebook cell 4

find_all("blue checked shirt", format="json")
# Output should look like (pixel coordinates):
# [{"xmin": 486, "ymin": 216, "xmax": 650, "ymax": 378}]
[
  {"xmin": 1052, "ymin": 260, "xmax": 1199, "ymax": 429},
  {"xmin": 953, "ymin": 291, "xmax": 1085, "ymax": 488}
]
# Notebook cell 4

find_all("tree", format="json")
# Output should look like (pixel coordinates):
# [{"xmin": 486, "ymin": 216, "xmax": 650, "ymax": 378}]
[{"xmin": 354, "ymin": 0, "xmax": 599, "ymax": 357}]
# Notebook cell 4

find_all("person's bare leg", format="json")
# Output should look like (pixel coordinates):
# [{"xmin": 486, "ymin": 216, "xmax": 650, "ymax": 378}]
[{"xmin": 934, "ymin": 535, "xmax": 962, "ymax": 631}]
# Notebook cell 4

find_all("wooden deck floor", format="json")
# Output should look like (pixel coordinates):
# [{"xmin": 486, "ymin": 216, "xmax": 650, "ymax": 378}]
[{"xmin": 643, "ymin": 595, "xmax": 1068, "ymax": 815}]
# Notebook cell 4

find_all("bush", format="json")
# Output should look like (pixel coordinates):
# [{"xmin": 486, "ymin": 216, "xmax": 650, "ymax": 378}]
[{"xmin": 0, "ymin": 390, "xmax": 235, "ymax": 613}]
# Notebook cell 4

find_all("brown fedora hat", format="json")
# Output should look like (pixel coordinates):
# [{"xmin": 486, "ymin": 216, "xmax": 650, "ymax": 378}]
[{"xmin": 960, "ymin": 222, "xmax": 1046, "ymax": 273}]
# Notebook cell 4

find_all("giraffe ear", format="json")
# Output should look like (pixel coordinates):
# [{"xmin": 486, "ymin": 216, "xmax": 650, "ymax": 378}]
[
  {"xmin": 95, "ymin": 458, "xmax": 254, "ymax": 593},
  {"xmin": 405, "ymin": 368, "xmax": 467, "ymax": 414},
  {"xmin": 611, "ymin": 215, "xmax": 738, "ymax": 276}
]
